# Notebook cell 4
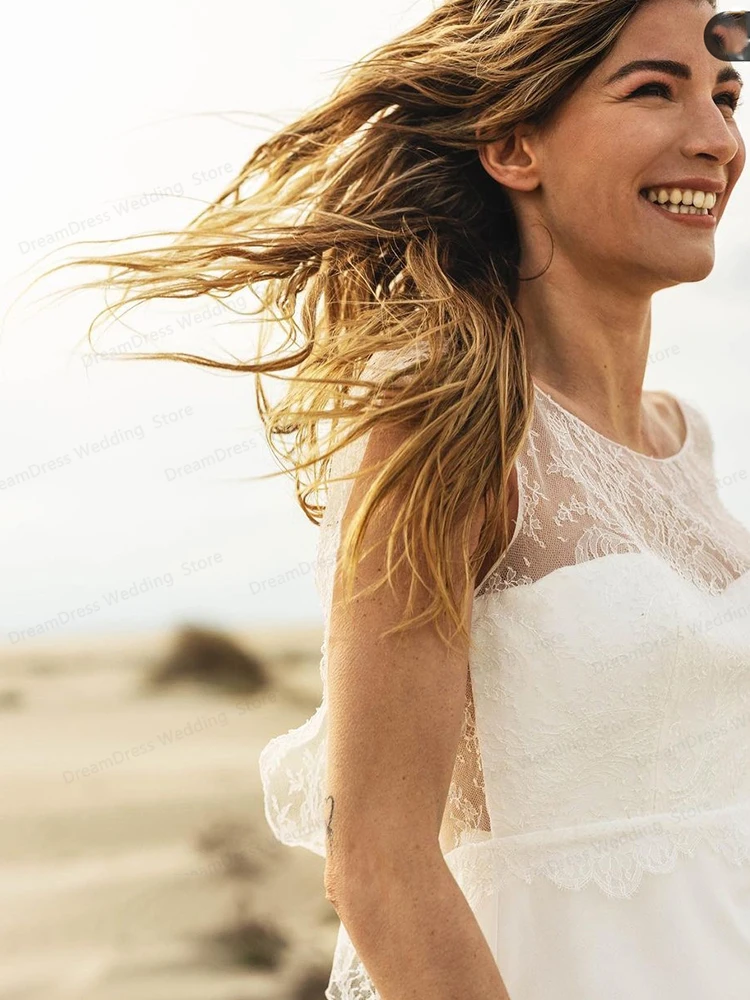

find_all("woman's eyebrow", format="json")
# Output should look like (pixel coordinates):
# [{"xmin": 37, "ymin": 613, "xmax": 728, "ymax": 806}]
[{"xmin": 604, "ymin": 58, "xmax": 744, "ymax": 90}]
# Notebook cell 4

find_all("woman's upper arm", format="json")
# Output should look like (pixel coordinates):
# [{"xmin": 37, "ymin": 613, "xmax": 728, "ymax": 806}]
[{"xmin": 323, "ymin": 422, "xmax": 486, "ymax": 898}]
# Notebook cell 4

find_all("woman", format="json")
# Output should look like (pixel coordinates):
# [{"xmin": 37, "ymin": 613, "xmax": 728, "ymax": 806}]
[{"xmin": 41, "ymin": 0, "xmax": 750, "ymax": 996}]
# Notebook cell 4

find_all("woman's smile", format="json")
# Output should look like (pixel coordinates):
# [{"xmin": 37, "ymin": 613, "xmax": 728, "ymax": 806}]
[{"xmin": 638, "ymin": 189, "xmax": 717, "ymax": 226}]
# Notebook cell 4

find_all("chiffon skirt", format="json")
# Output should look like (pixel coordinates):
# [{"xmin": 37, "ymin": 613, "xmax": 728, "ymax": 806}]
[{"xmin": 471, "ymin": 842, "xmax": 750, "ymax": 999}]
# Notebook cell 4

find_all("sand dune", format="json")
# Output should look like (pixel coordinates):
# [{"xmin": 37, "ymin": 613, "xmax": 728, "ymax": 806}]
[{"xmin": 0, "ymin": 624, "xmax": 338, "ymax": 1000}]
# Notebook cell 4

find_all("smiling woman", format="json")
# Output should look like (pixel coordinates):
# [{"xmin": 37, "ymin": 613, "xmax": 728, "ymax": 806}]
[{"xmin": 23, "ymin": 0, "xmax": 750, "ymax": 998}]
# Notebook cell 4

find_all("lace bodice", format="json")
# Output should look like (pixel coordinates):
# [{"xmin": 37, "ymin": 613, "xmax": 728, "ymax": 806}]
[
  {"xmin": 258, "ymin": 354, "xmax": 750, "ymax": 997},
  {"xmin": 477, "ymin": 381, "xmax": 749, "ymax": 598}
]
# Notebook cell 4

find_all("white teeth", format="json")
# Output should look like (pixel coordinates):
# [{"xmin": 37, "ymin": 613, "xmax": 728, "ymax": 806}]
[
  {"xmin": 659, "ymin": 201, "xmax": 708, "ymax": 216},
  {"xmin": 643, "ymin": 187, "xmax": 717, "ymax": 211}
]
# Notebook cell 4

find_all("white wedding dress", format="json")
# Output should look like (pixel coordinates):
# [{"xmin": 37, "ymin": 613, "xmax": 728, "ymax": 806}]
[{"xmin": 259, "ymin": 348, "xmax": 750, "ymax": 999}]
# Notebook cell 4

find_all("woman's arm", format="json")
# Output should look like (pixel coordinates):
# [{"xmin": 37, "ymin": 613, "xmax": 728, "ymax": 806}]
[
  {"xmin": 327, "ymin": 847, "xmax": 511, "ymax": 1000},
  {"xmin": 323, "ymin": 422, "xmax": 513, "ymax": 1000}
]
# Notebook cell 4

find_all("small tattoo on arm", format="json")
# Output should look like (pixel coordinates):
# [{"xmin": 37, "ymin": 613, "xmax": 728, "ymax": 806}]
[{"xmin": 325, "ymin": 795, "xmax": 335, "ymax": 854}]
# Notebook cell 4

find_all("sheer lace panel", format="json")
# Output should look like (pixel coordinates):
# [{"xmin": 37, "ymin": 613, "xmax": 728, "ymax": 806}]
[{"xmin": 476, "ymin": 384, "xmax": 750, "ymax": 599}]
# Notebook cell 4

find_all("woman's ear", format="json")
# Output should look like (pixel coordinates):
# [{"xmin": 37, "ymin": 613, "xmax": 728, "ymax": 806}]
[{"xmin": 477, "ymin": 124, "xmax": 541, "ymax": 194}]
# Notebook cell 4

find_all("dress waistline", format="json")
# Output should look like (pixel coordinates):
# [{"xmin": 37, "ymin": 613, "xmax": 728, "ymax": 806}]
[{"xmin": 443, "ymin": 799, "xmax": 750, "ymax": 900}]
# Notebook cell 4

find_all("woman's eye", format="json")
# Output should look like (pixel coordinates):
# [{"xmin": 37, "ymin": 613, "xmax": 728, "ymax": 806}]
[
  {"xmin": 628, "ymin": 81, "xmax": 742, "ymax": 114},
  {"xmin": 629, "ymin": 82, "xmax": 672, "ymax": 100}
]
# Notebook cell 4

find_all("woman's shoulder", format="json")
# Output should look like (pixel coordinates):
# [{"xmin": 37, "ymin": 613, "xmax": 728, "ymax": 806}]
[
  {"xmin": 647, "ymin": 387, "xmax": 714, "ymax": 462},
  {"xmin": 646, "ymin": 387, "xmax": 690, "ymax": 456}
]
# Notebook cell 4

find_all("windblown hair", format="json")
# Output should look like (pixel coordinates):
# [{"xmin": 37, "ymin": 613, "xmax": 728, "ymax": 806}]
[{"xmin": 26, "ymin": 0, "xmax": 715, "ymax": 651}]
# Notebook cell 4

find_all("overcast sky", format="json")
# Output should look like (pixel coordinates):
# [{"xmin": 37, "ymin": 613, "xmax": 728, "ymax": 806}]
[{"xmin": 1, "ymin": 0, "xmax": 749, "ymax": 649}]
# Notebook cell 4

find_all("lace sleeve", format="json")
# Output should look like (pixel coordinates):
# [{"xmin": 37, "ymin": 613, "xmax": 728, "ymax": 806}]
[{"xmin": 258, "ymin": 346, "xmax": 426, "ymax": 858}]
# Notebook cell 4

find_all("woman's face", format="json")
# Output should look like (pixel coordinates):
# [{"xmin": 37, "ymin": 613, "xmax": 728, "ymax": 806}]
[{"xmin": 481, "ymin": 0, "xmax": 745, "ymax": 290}]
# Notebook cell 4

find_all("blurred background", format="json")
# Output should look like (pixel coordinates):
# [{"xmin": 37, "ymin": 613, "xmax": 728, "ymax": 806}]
[{"xmin": 1, "ymin": 1, "xmax": 748, "ymax": 998}]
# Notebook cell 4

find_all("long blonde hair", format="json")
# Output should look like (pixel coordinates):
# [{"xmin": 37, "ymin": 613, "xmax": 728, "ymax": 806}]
[{"xmin": 20, "ymin": 0, "xmax": 715, "ymax": 652}]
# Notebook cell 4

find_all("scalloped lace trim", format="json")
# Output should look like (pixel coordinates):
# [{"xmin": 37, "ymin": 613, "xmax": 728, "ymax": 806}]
[{"xmin": 444, "ymin": 813, "xmax": 750, "ymax": 903}]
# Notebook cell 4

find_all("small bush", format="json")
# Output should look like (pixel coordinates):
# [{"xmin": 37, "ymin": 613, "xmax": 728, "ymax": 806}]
[{"xmin": 144, "ymin": 624, "xmax": 270, "ymax": 695}]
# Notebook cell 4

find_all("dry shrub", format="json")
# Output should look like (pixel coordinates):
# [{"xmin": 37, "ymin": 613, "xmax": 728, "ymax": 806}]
[{"xmin": 145, "ymin": 624, "xmax": 269, "ymax": 695}]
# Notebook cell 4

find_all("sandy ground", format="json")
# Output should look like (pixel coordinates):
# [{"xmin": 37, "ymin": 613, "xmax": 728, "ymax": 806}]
[{"xmin": 0, "ymin": 624, "xmax": 340, "ymax": 1000}]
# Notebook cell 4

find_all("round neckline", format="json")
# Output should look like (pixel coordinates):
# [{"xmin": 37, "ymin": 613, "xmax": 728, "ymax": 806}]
[{"xmin": 532, "ymin": 381, "xmax": 692, "ymax": 465}]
